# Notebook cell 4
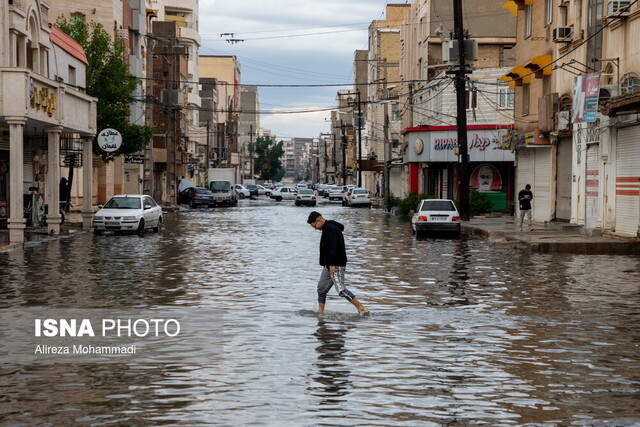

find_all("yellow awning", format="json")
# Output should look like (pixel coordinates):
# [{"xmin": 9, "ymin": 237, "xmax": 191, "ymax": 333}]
[
  {"xmin": 505, "ymin": 66, "xmax": 532, "ymax": 86},
  {"xmin": 502, "ymin": 1, "xmax": 519, "ymax": 17},
  {"xmin": 525, "ymin": 55, "xmax": 553, "ymax": 78},
  {"xmin": 499, "ymin": 75, "xmax": 517, "ymax": 90}
]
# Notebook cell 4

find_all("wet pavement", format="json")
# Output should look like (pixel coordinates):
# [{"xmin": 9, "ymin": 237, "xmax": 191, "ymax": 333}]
[{"xmin": 1, "ymin": 197, "xmax": 639, "ymax": 425}]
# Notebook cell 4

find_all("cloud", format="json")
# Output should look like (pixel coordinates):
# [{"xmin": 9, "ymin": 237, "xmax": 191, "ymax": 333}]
[{"xmin": 198, "ymin": 0, "xmax": 387, "ymax": 138}]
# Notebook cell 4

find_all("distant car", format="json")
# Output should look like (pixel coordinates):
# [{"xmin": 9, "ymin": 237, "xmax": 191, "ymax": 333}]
[
  {"xmin": 246, "ymin": 184, "xmax": 259, "ymax": 197},
  {"xmin": 92, "ymin": 194, "xmax": 162, "ymax": 236},
  {"xmin": 411, "ymin": 199, "xmax": 461, "ymax": 237},
  {"xmin": 256, "ymin": 185, "xmax": 271, "ymax": 196},
  {"xmin": 297, "ymin": 183, "xmax": 308, "ymax": 190},
  {"xmin": 270, "ymin": 186, "xmax": 298, "ymax": 201},
  {"xmin": 345, "ymin": 188, "xmax": 371, "ymax": 207},
  {"xmin": 234, "ymin": 184, "xmax": 250, "ymax": 199},
  {"xmin": 327, "ymin": 185, "xmax": 345, "ymax": 201},
  {"xmin": 295, "ymin": 189, "xmax": 317, "ymax": 206},
  {"xmin": 177, "ymin": 186, "xmax": 215, "ymax": 208}
]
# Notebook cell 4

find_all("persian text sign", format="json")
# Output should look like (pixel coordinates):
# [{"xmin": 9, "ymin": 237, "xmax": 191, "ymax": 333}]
[{"xmin": 97, "ymin": 128, "xmax": 122, "ymax": 153}]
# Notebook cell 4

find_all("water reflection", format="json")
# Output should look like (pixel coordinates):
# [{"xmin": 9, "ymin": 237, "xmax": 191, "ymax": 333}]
[{"xmin": 309, "ymin": 319, "xmax": 352, "ymax": 405}]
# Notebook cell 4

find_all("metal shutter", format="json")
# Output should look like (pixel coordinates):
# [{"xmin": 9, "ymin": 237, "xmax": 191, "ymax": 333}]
[
  {"xmin": 585, "ymin": 144, "xmax": 600, "ymax": 228},
  {"xmin": 534, "ymin": 148, "xmax": 552, "ymax": 222},
  {"xmin": 555, "ymin": 138, "xmax": 572, "ymax": 221},
  {"xmin": 615, "ymin": 126, "xmax": 640, "ymax": 236}
]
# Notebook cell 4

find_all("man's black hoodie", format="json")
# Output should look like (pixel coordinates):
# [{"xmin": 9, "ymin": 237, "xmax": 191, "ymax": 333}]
[{"xmin": 319, "ymin": 220, "xmax": 347, "ymax": 267}]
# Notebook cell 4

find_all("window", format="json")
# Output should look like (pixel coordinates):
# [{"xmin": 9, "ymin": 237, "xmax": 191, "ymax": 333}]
[
  {"xmin": 545, "ymin": 0, "xmax": 554, "ymax": 25},
  {"xmin": 620, "ymin": 72, "xmax": 640, "ymax": 94},
  {"xmin": 498, "ymin": 83, "xmax": 514, "ymax": 108},
  {"xmin": 391, "ymin": 103, "xmax": 401, "ymax": 121},
  {"xmin": 68, "ymin": 65, "xmax": 76, "ymax": 87},
  {"xmin": 522, "ymin": 85, "xmax": 530, "ymax": 116},
  {"xmin": 525, "ymin": 5, "xmax": 533, "ymax": 38}
]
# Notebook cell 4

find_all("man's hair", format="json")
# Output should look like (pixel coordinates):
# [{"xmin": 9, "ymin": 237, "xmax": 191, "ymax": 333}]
[
  {"xmin": 525, "ymin": 184, "xmax": 531, "ymax": 189},
  {"xmin": 307, "ymin": 211, "xmax": 322, "ymax": 224}
]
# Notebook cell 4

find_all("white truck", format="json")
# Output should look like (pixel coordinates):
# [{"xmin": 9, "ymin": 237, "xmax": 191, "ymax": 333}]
[{"xmin": 208, "ymin": 168, "xmax": 237, "ymax": 207}]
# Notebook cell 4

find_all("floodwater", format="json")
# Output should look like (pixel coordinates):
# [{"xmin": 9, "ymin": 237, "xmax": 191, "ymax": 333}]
[{"xmin": 1, "ymin": 199, "xmax": 639, "ymax": 426}]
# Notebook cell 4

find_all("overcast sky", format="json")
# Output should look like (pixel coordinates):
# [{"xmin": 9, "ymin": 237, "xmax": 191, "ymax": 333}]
[{"xmin": 199, "ymin": 0, "xmax": 392, "ymax": 140}]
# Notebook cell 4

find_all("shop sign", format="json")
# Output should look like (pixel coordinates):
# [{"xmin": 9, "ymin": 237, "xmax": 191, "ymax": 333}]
[
  {"xmin": 97, "ymin": 128, "xmax": 122, "ymax": 153},
  {"xmin": 30, "ymin": 84, "xmax": 56, "ymax": 117},
  {"xmin": 125, "ymin": 154, "xmax": 144, "ymax": 164}
]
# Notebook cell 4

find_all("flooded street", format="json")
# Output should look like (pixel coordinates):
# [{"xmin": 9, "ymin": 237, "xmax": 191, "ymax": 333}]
[{"xmin": 1, "ymin": 200, "xmax": 639, "ymax": 426}]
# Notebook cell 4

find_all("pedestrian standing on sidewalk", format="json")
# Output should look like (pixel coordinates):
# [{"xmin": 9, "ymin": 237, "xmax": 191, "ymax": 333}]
[
  {"xmin": 307, "ymin": 211, "xmax": 369, "ymax": 314},
  {"xmin": 518, "ymin": 184, "xmax": 533, "ymax": 231},
  {"xmin": 375, "ymin": 181, "xmax": 380, "ymax": 197}
]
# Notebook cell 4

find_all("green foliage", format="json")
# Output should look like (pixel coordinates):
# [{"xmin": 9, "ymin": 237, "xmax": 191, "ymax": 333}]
[
  {"xmin": 254, "ymin": 136, "xmax": 284, "ymax": 180},
  {"xmin": 469, "ymin": 189, "xmax": 493, "ymax": 215},
  {"xmin": 56, "ymin": 16, "xmax": 153, "ymax": 162},
  {"xmin": 386, "ymin": 192, "xmax": 430, "ymax": 214}
]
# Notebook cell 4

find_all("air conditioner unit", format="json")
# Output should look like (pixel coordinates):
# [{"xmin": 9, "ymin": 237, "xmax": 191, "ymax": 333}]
[
  {"xmin": 555, "ymin": 111, "xmax": 571, "ymax": 131},
  {"xmin": 552, "ymin": 26, "xmax": 573, "ymax": 42},
  {"xmin": 607, "ymin": 0, "xmax": 631, "ymax": 18},
  {"xmin": 599, "ymin": 84, "xmax": 618, "ymax": 103}
]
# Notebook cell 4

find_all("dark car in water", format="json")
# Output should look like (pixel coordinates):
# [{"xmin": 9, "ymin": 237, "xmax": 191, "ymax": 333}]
[
  {"xmin": 246, "ymin": 184, "xmax": 259, "ymax": 197},
  {"xmin": 178, "ymin": 187, "xmax": 215, "ymax": 208}
]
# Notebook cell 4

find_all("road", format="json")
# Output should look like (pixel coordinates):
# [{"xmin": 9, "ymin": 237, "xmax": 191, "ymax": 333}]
[{"xmin": 1, "ymin": 196, "xmax": 639, "ymax": 425}]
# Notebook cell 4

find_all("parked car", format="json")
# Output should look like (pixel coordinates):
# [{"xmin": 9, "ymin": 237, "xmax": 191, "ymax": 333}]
[
  {"xmin": 295, "ymin": 189, "xmax": 317, "ymax": 206},
  {"xmin": 345, "ymin": 188, "xmax": 372, "ymax": 207},
  {"xmin": 246, "ymin": 184, "xmax": 259, "ymax": 197},
  {"xmin": 92, "ymin": 194, "xmax": 162, "ymax": 236},
  {"xmin": 411, "ymin": 199, "xmax": 461, "ymax": 237},
  {"xmin": 234, "ymin": 184, "xmax": 251, "ymax": 199},
  {"xmin": 327, "ymin": 185, "xmax": 345, "ymax": 201},
  {"xmin": 177, "ymin": 186, "xmax": 215, "ymax": 208},
  {"xmin": 270, "ymin": 186, "xmax": 298, "ymax": 201},
  {"xmin": 297, "ymin": 183, "xmax": 308, "ymax": 190},
  {"xmin": 256, "ymin": 185, "xmax": 271, "ymax": 196}
]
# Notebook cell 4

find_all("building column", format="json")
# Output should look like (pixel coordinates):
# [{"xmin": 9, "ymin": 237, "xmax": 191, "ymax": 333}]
[
  {"xmin": 45, "ymin": 126, "xmax": 63, "ymax": 235},
  {"xmin": 17, "ymin": 35, "xmax": 27, "ymax": 67},
  {"xmin": 82, "ymin": 137, "xmax": 94, "ymax": 228},
  {"xmin": 7, "ymin": 118, "xmax": 26, "ymax": 244}
]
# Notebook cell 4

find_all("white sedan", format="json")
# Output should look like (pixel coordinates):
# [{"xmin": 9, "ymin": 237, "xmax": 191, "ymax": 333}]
[
  {"xmin": 411, "ymin": 199, "xmax": 461, "ymax": 237},
  {"xmin": 92, "ymin": 194, "xmax": 163, "ymax": 236},
  {"xmin": 270, "ymin": 186, "xmax": 298, "ymax": 201},
  {"xmin": 234, "ymin": 184, "xmax": 251, "ymax": 199}
]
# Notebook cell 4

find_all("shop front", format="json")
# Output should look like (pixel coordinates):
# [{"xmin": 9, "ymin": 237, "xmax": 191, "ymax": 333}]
[{"xmin": 403, "ymin": 125, "xmax": 515, "ymax": 211}]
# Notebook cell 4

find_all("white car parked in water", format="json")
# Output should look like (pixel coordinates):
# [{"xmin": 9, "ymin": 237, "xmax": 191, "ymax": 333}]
[{"xmin": 92, "ymin": 194, "xmax": 162, "ymax": 236}]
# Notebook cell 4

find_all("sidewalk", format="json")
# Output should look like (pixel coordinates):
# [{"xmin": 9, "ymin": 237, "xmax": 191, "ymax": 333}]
[{"xmin": 463, "ymin": 215, "xmax": 640, "ymax": 254}]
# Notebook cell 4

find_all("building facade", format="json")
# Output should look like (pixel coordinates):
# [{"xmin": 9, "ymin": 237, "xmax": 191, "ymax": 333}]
[{"xmin": 0, "ymin": 0, "xmax": 97, "ymax": 243}]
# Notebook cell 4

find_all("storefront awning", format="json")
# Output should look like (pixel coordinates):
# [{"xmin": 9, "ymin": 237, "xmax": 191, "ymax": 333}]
[
  {"xmin": 502, "ymin": 0, "xmax": 533, "ymax": 16},
  {"xmin": 501, "ymin": 66, "xmax": 532, "ymax": 87},
  {"xmin": 524, "ymin": 55, "xmax": 553, "ymax": 78}
]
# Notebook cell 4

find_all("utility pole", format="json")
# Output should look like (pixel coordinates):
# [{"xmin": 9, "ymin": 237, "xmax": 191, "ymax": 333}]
[
  {"xmin": 341, "ymin": 121, "xmax": 347, "ymax": 185},
  {"xmin": 249, "ymin": 124, "xmax": 254, "ymax": 179},
  {"xmin": 206, "ymin": 119, "xmax": 211, "ymax": 183},
  {"xmin": 454, "ymin": 0, "xmax": 470, "ymax": 221},
  {"xmin": 356, "ymin": 89, "xmax": 362, "ymax": 187}
]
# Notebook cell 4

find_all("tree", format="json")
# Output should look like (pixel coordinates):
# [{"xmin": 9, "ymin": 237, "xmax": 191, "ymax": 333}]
[
  {"xmin": 56, "ymin": 16, "xmax": 153, "ymax": 162},
  {"xmin": 254, "ymin": 136, "xmax": 284, "ymax": 180}
]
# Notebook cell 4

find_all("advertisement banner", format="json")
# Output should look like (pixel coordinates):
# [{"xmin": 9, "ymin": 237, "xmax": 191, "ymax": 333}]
[{"xmin": 572, "ymin": 72, "xmax": 601, "ymax": 123}]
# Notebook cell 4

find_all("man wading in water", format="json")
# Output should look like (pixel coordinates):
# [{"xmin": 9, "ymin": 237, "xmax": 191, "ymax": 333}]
[{"xmin": 307, "ymin": 211, "xmax": 369, "ymax": 314}]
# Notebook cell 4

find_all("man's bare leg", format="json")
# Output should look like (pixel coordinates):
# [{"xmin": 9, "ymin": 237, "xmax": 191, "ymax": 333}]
[
  {"xmin": 350, "ymin": 298, "xmax": 368, "ymax": 313},
  {"xmin": 318, "ymin": 303, "xmax": 325, "ymax": 313}
]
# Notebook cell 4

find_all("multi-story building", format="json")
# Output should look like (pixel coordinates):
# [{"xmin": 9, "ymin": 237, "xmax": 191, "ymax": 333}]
[
  {"xmin": 503, "ymin": 0, "xmax": 640, "ymax": 235},
  {"xmin": 153, "ymin": 0, "xmax": 204, "ymax": 189},
  {"xmin": 362, "ymin": 4, "xmax": 411, "ymax": 196},
  {"xmin": 0, "ymin": 0, "xmax": 97, "ymax": 244},
  {"xmin": 399, "ymin": 0, "xmax": 516, "ymax": 206},
  {"xmin": 199, "ymin": 55, "xmax": 242, "ymax": 182},
  {"xmin": 239, "ymin": 85, "xmax": 260, "ymax": 180},
  {"xmin": 331, "ymin": 91, "xmax": 356, "ymax": 185},
  {"xmin": 48, "ymin": 0, "xmax": 148, "ymax": 202}
]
